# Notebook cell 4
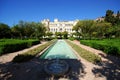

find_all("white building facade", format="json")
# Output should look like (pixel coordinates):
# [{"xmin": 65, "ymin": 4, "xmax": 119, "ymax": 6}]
[{"xmin": 41, "ymin": 19, "xmax": 78, "ymax": 34}]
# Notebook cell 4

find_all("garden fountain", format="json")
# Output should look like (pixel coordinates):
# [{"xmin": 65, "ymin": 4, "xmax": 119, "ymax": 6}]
[{"xmin": 44, "ymin": 59, "xmax": 69, "ymax": 76}]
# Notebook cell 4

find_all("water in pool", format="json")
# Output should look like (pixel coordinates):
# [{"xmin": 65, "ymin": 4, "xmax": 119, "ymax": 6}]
[{"xmin": 40, "ymin": 40, "xmax": 77, "ymax": 59}]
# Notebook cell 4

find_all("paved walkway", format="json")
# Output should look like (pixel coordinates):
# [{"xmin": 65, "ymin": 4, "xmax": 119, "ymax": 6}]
[
  {"xmin": 0, "ymin": 41, "xmax": 47, "ymax": 63},
  {"xmin": 71, "ymin": 40, "xmax": 120, "ymax": 80}
]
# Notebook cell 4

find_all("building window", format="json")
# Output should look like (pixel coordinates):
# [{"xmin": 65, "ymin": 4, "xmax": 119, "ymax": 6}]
[
  {"xmin": 60, "ymin": 28, "xmax": 62, "ymax": 31},
  {"xmin": 60, "ymin": 24, "xmax": 62, "ymax": 26},
  {"xmin": 50, "ymin": 28, "xmax": 52, "ymax": 32},
  {"xmin": 65, "ymin": 29, "xmax": 66, "ymax": 31},
  {"xmin": 65, "ymin": 24, "xmax": 73, "ymax": 26}
]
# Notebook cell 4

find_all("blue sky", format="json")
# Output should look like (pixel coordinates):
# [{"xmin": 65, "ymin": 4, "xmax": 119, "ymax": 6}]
[{"xmin": 0, "ymin": 0, "xmax": 120, "ymax": 27}]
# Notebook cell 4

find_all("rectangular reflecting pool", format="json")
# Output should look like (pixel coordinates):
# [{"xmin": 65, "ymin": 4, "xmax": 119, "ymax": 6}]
[{"xmin": 40, "ymin": 40, "xmax": 78, "ymax": 59}]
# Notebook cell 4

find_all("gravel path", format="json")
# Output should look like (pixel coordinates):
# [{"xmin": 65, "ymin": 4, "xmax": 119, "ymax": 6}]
[
  {"xmin": 0, "ymin": 42, "xmax": 46, "ymax": 63},
  {"xmin": 72, "ymin": 40, "xmax": 120, "ymax": 80}
]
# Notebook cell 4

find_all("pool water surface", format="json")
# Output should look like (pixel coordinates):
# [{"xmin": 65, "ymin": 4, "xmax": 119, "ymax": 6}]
[{"xmin": 40, "ymin": 40, "xmax": 77, "ymax": 59}]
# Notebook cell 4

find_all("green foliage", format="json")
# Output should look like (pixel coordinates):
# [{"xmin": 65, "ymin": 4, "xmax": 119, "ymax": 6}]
[
  {"xmin": 67, "ymin": 40, "xmax": 101, "ymax": 64},
  {"xmin": 73, "ymin": 20, "xmax": 112, "ymax": 39},
  {"xmin": 68, "ymin": 37, "xmax": 75, "ymax": 41},
  {"xmin": 11, "ymin": 25, "xmax": 22, "ymax": 38},
  {"xmin": 35, "ymin": 23, "xmax": 46, "ymax": 40},
  {"xmin": 12, "ymin": 54, "xmax": 34, "ymax": 63},
  {"xmin": 105, "ymin": 10, "xmax": 115, "ymax": 25},
  {"xmin": 105, "ymin": 10, "xmax": 120, "ymax": 26},
  {"xmin": 54, "ymin": 31, "xmax": 68, "ymax": 39},
  {"xmin": 12, "ymin": 40, "xmax": 56, "ymax": 63},
  {"xmin": 104, "ymin": 46, "xmax": 119, "ymax": 55},
  {"xmin": 95, "ymin": 22, "xmax": 112, "ymax": 39},
  {"xmin": 62, "ymin": 31, "xmax": 68, "ymax": 39},
  {"xmin": 11, "ymin": 21, "xmax": 46, "ymax": 39},
  {"xmin": 24, "ymin": 22, "xmax": 35, "ymax": 38},
  {"xmin": 0, "ymin": 39, "xmax": 40, "ymax": 55},
  {"xmin": 80, "ymin": 39, "xmax": 120, "ymax": 56},
  {"xmin": 55, "ymin": 32, "xmax": 62, "ymax": 39},
  {"xmin": 45, "ymin": 32, "xmax": 53, "ymax": 40},
  {"xmin": 0, "ymin": 23, "xmax": 11, "ymax": 38},
  {"xmin": 72, "ymin": 9, "xmax": 120, "ymax": 39},
  {"xmin": 79, "ymin": 20, "xmax": 95, "ymax": 39},
  {"xmin": 46, "ymin": 32, "xmax": 53, "ymax": 37},
  {"xmin": 116, "ymin": 11, "xmax": 120, "ymax": 25}
]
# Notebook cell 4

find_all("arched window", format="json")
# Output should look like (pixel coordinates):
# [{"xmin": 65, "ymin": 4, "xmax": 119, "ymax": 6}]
[{"xmin": 60, "ymin": 28, "xmax": 62, "ymax": 31}]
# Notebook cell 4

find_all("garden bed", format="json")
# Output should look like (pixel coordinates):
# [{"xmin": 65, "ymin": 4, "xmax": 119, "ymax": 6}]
[{"xmin": 66, "ymin": 40, "xmax": 101, "ymax": 64}]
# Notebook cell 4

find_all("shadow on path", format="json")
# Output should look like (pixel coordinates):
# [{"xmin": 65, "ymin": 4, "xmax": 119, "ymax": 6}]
[
  {"xmin": 92, "ymin": 53, "xmax": 120, "ymax": 80},
  {"xmin": 0, "ymin": 58, "xmax": 85, "ymax": 80}
]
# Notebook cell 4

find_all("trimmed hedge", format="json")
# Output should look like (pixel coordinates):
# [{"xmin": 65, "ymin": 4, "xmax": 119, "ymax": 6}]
[
  {"xmin": 80, "ymin": 40, "xmax": 119, "ymax": 56},
  {"xmin": 0, "ymin": 39, "xmax": 40, "ymax": 55},
  {"xmin": 12, "ymin": 54, "xmax": 34, "ymax": 63}
]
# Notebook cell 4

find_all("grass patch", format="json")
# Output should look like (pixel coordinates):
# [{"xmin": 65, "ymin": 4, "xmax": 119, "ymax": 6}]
[
  {"xmin": 66, "ymin": 40, "xmax": 101, "ymax": 64},
  {"xmin": 12, "ymin": 40, "xmax": 56, "ymax": 63}
]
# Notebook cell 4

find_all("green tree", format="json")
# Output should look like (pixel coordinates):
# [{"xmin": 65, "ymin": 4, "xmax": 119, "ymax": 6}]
[
  {"xmin": 45, "ymin": 32, "xmax": 53, "ymax": 40},
  {"xmin": 62, "ymin": 31, "xmax": 68, "ymax": 39},
  {"xmin": 73, "ymin": 20, "xmax": 95, "ymax": 39},
  {"xmin": 11, "ymin": 25, "xmax": 21, "ymax": 38},
  {"xmin": 105, "ymin": 10, "xmax": 116, "ymax": 25},
  {"xmin": 18, "ymin": 20, "xmax": 26, "ymax": 39},
  {"xmin": 35, "ymin": 23, "xmax": 46, "ymax": 40},
  {"xmin": 72, "ymin": 21, "xmax": 81, "ymax": 39},
  {"xmin": 115, "ymin": 25, "xmax": 120, "ymax": 38},
  {"xmin": 95, "ymin": 22, "xmax": 111, "ymax": 39},
  {"xmin": 11, "ymin": 21, "xmax": 25, "ymax": 39},
  {"xmin": 55, "ymin": 32, "xmax": 62, "ymax": 39},
  {"xmin": 24, "ymin": 22, "xmax": 35, "ymax": 38},
  {"xmin": 116, "ymin": 11, "xmax": 120, "ymax": 25},
  {"xmin": 46, "ymin": 32, "xmax": 53, "ymax": 37},
  {"xmin": 11, "ymin": 21, "xmax": 46, "ymax": 39},
  {"xmin": 0, "ymin": 23, "xmax": 11, "ymax": 38}
]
